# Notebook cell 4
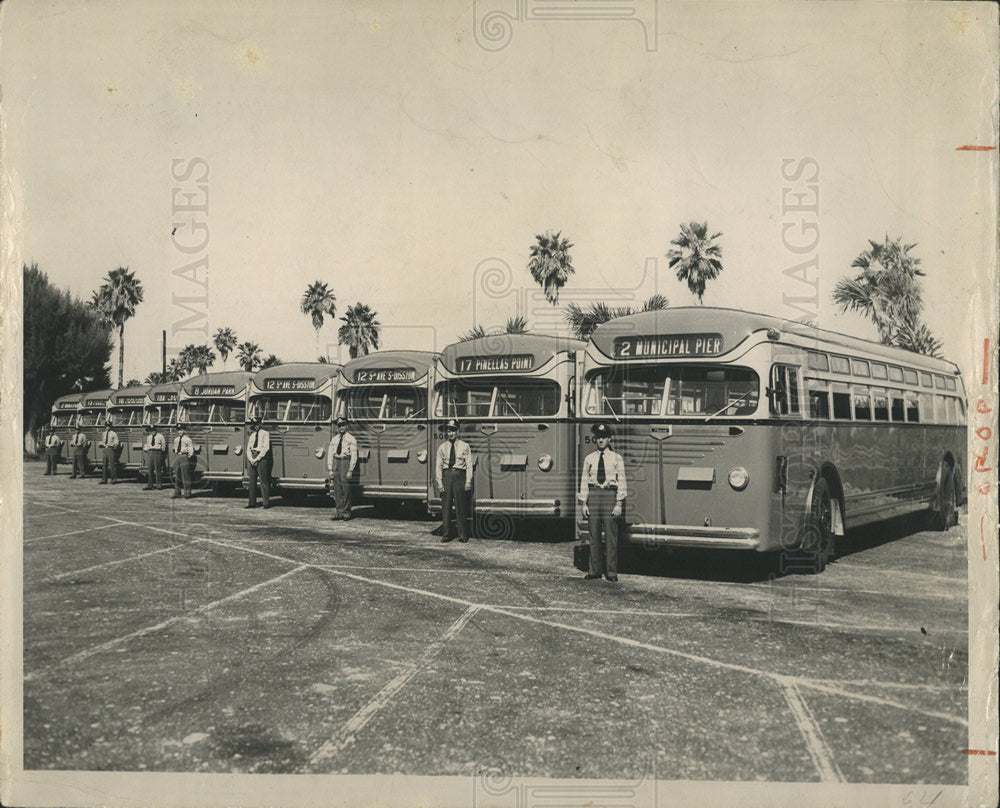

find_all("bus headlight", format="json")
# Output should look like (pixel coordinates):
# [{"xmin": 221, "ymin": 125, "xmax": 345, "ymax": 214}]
[
  {"xmin": 235, "ymin": 446, "xmax": 243, "ymax": 456},
  {"xmin": 728, "ymin": 466, "xmax": 750, "ymax": 490},
  {"xmin": 417, "ymin": 450, "xmax": 428, "ymax": 464},
  {"xmin": 315, "ymin": 447, "xmax": 325, "ymax": 459},
  {"xmin": 537, "ymin": 454, "xmax": 553, "ymax": 471}
]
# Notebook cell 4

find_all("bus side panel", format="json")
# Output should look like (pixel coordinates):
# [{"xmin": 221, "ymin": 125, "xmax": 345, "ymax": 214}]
[
  {"xmin": 275, "ymin": 425, "xmax": 331, "ymax": 489},
  {"xmin": 195, "ymin": 424, "xmax": 246, "ymax": 483}
]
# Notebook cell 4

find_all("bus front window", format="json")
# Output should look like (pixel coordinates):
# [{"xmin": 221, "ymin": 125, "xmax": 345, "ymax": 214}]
[
  {"xmin": 587, "ymin": 365, "xmax": 759, "ymax": 417},
  {"xmin": 436, "ymin": 381, "xmax": 560, "ymax": 418}
]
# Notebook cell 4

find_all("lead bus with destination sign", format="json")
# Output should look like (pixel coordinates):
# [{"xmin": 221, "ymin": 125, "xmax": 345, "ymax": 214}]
[
  {"xmin": 143, "ymin": 382, "xmax": 181, "ymax": 478},
  {"xmin": 76, "ymin": 389, "xmax": 115, "ymax": 475},
  {"xmin": 431, "ymin": 333, "xmax": 585, "ymax": 538},
  {"xmin": 177, "ymin": 371, "xmax": 254, "ymax": 492},
  {"xmin": 335, "ymin": 351, "xmax": 438, "ymax": 508},
  {"xmin": 49, "ymin": 392, "xmax": 83, "ymax": 466},
  {"xmin": 245, "ymin": 362, "xmax": 342, "ymax": 499},
  {"xmin": 107, "ymin": 385, "xmax": 153, "ymax": 476},
  {"xmin": 578, "ymin": 307, "xmax": 967, "ymax": 572}
]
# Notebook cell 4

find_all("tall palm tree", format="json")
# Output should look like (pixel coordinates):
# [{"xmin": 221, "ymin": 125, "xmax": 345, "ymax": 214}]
[
  {"xmin": 338, "ymin": 302, "xmax": 381, "ymax": 359},
  {"xmin": 893, "ymin": 321, "xmax": 943, "ymax": 359},
  {"xmin": 144, "ymin": 371, "xmax": 166, "ymax": 385},
  {"xmin": 213, "ymin": 327, "xmax": 238, "ymax": 368},
  {"xmin": 301, "ymin": 281, "xmax": 337, "ymax": 357},
  {"xmin": 179, "ymin": 344, "xmax": 216, "ymax": 375},
  {"xmin": 236, "ymin": 341, "xmax": 262, "ymax": 372},
  {"xmin": 833, "ymin": 237, "xmax": 924, "ymax": 344},
  {"xmin": 166, "ymin": 357, "xmax": 188, "ymax": 382},
  {"xmin": 564, "ymin": 294, "xmax": 669, "ymax": 339},
  {"xmin": 666, "ymin": 222, "xmax": 723, "ymax": 305},
  {"xmin": 528, "ymin": 231, "xmax": 575, "ymax": 305},
  {"xmin": 90, "ymin": 266, "xmax": 144, "ymax": 388}
]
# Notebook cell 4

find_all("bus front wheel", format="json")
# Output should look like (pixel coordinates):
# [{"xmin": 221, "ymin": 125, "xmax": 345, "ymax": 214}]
[{"xmin": 802, "ymin": 478, "xmax": 834, "ymax": 573}]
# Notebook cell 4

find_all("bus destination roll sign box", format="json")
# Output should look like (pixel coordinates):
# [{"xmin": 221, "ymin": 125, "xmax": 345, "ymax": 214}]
[
  {"xmin": 614, "ymin": 333, "xmax": 724, "ymax": 359},
  {"xmin": 457, "ymin": 354, "xmax": 534, "ymax": 373},
  {"xmin": 262, "ymin": 378, "xmax": 314, "ymax": 391}
]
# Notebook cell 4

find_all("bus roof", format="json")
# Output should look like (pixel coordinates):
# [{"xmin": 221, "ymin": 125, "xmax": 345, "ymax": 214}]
[
  {"xmin": 439, "ymin": 333, "xmax": 586, "ymax": 374},
  {"xmin": 109, "ymin": 385, "xmax": 153, "ymax": 405},
  {"xmin": 52, "ymin": 392, "xmax": 83, "ymax": 409},
  {"xmin": 147, "ymin": 381, "xmax": 182, "ymax": 399},
  {"xmin": 250, "ymin": 362, "xmax": 343, "ymax": 391},
  {"xmin": 589, "ymin": 307, "xmax": 961, "ymax": 374},
  {"xmin": 179, "ymin": 371, "xmax": 255, "ymax": 396},
  {"xmin": 79, "ymin": 388, "xmax": 115, "ymax": 408},
  {"xmin": 340, "ymin": 350, "xmax": 438, "ymax": 382}
]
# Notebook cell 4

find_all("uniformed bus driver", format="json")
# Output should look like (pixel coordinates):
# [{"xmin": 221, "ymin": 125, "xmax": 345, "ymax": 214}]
[
  {"xmin": 579, "ymin": 422, "xmax": 627, "ymax": 581},
  {"xmin": 435, "ymin": 418, "xmax": 473, "ymax": 542},
  {"xmin": 246, "ymin": 415, "xmax": 272, "ymax": 509},
  {"xmin": 327, "ymin": 416, "xmax": 358, "ymax": 520}
]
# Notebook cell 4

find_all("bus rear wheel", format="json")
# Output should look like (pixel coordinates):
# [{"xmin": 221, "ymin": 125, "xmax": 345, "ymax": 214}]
[{"xmin": 802, "ymin": 478, "xmax": 834, "ymax": 573}]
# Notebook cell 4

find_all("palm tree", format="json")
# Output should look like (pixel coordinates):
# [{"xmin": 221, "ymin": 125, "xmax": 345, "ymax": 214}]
[
  {"xmin": 301, "ymin": 281, "xmax": 337, "ymax": 357},
  {"xmin": 666, "ymin": 222, "xmax": 724, "ymax": 305},
  {"xmin": 260, "ymin": 354, "xmax": 283, "ymax": 369},
  {"xmin": 236, "ymin": 341, "xmax": 262, "ymax": 372},
  {"xmin": 144, "ymin": 372, "xmax": 166, "ymax": 385},
  {"xmin": 564, "ymin": 294, "xmax": 669, "ymax": 339},
  {"xmin": 90, "ymin": 266, "xmax": 144, "ymax": 388},
  {"xmin": 893, "ymin": 321, "xmax": 943, "ymax": 358},
  {"xmin": 459, "ymin": 324, "xmax": 489, "ymax": 342},
  {"xmin": 504, "ymin": 315, "xmax": 528, "ymax": 334},
  {"xmin": 179, "ymin": 344, "xmax": 216, "ymax": 375},
  {"xmin": 213, "ymin": 327, "xmax": 238, "ymax": 368},
  {"xmin": 338, "ymin": 302, "xmax": 381, "ymax": 359},
  {"xmin": 833, "ymin": 237, "xmax": 924, "ymax": 344},
  {"xmin": 166, "ymin": 356, "xmax": 189, "ymax": 381},
  {"xmin": 124, "ymin": 379, "xmax": 142, "ymax": 388},
  {"xmin": 528, "ymin": 231, "xmax": 575, "ymax": 305}
]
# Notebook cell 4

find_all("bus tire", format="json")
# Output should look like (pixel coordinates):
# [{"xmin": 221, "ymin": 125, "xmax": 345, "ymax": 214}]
[{"xmin": 802, "ymin": 477, "xmax": 834, "ymax": 573}]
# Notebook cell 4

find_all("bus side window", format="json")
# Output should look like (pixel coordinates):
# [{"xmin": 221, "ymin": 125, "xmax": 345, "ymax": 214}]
[
  {"xmin": 832, "ymin": 386, "xmax": 852, "ymax": 420},
  {"xmin": 872, "ymin": 388, "xmax": 889, "ymax": 421},
  {"xmin": 808, "ymin": 389, "xmax": 830, "ymax": 419},
  {"xmin": 890, "ymin": 393, "xmax": 905, "ymax": 422},
  {"xmin": 853, "ymin": 387, "xmax": 872, "ymax": 421},
  {"xmin": 905, "ymin": 395, "xmax": 920, "ymax": 423},
  {"xmin": 769, "ymin": 364, "xmax": 800, "ymax": 416}
]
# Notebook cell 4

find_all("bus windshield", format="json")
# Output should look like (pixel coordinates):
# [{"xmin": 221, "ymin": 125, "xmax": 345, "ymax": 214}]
[
  {"xmin": 249, "ymin": 395, "xmax": 332, "ymax": 423},
  {"xmin": 435, "ymin": 380, "xmax": 561, "ymax": 418},
  {"xmin": 585, "ymin": 365, "xmax": 759, "ymax": 417},
  {"xmin": 50, "ymin": 413, "xmax": 76, "ymax": 427},
  {"xmin": 107, "ymin": 407, "xmax": 142, "ymax": 425},
  {"xmin": 344, "ymin": 387, "xmax": 426, "ymax": 421},
  {"xmin": 144, "ymin": 405, "xmax": 177, "ymax": 425},
  {"xmin": 77, "ymin": 410, "xmax": 106, "ymax": 426},
  {"xmin": 180, "ymin": 399, "xmax": 247, "ymax": 424}
]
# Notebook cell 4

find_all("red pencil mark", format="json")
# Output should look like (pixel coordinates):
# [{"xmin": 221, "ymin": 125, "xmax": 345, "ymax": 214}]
[
  {"xmin": 983, "ymin": 339, "xmax": 990, "ymax": 385},
  {"xmin": 981, "ymin": 514, "xmax": 988, "ymax": 561},
  {"xmin": 962, "ymin": 749, "xmax": 997, "ymax": 755},
  {"xmin": 956, "ymin": 145, "xmax": 997, "ymax": 151}
]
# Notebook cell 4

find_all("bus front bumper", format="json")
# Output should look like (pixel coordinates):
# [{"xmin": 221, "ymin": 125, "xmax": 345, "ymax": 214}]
[
  {"xmin": 363, "ymin": 485, "xmax": 427, "ymax": 500},
  {"xmin": 275, "ymin": 477, "xmax": 329, "ymax": 491},
  {"xmin": 203, "ymin": 471, "xmax": 244, "ymax": 483},
  {"xmin": 429, "ymin": 498, "xmax": 563, "ymax": 517},
  {"xmin": 624, "ymin": 524, "xmax": 761, "ymax": 551}
]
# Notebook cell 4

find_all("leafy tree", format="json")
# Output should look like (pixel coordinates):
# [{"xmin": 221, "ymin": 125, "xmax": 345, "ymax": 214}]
[
  {"xmin": 90, "ymin": 266, "xmax": 144, "ymax": 388},
  {"xmin": 564, "ymin": 294, "xmax": 669, "ymax": 339},
  {"xmin": 338, "ymin": 302, "xmax": 381, "ymax": 359},
  {"xmin": 236, "ymin": 341, "xmax": 262, "ymax": 371},
  {"xmin": 528, "ymin": 231, "xmax": 575, "ymax": 305},
  {"xmin": 301, "ymin": 281, "xmax": 337, "ymax": 356},
  {"xmin": 23, "ymin": 263, "xmax": 112, "ymax": 435},
  {"xmin": 178, "ymin": 344, "xmax": 216, "ymax": 375},
  {"xmin": 666, "ymin": 221, "xmax": 723, "ymax": 305},
  {"xmin": 260, "ymin": 354, "xmax": 283, "ymax": 369},
  {"xmin": 833, "ymin": 236, "xmax": 929, "ymax": 349},
  {"xmin": 213, "ymin": 327, "xmax": 238, "ymax": 367}
]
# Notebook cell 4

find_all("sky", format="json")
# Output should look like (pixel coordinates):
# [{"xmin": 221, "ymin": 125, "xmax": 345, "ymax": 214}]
[{"xmin": 3, "ymin": 0, "xmax": 997, "ymax": 387}]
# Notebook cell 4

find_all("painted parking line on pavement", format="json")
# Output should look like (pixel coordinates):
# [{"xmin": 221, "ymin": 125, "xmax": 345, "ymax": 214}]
[
  {"xmin": 309, "ymin": 605, "xmax": 481, "ymax": 767},
  {"xmin": 24, "ymin": 565, "xmax": 309, "ymax": 683},
  {"xmin": 48, "ymin": 540, "xmax": 208, "ymax": 581},
  {"xmin": 25, "ymin": 524, "xmax": 122, "ymax": 544},
  {"xmin": 776, "ymin": 677, "xmax": 845, "ymax": 782}
]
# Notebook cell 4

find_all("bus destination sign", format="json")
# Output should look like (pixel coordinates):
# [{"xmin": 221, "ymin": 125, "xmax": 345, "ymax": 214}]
[
  {"xmin": 115, "ymin": 396, "xmax": 145, "ymax": 405},
  {"xmin": 57, "ymin": 401, "xmax": 78, "ymax": 409},
  {"xmin": 613, "ymin": 333, "xmax": 724, "ymax": 359},
  {"xmin": 353, "ymin": 367, "xmax": 418, "ymax": 383},
  {"xmin": 457, "ymin": 354, "xmax": 534, "ymax": 374},
  {"xmin": 82, "ymin": 398, "xmax": 109, "ymax": 407},
  {"xmin": 263, "ymin": 378, "xmax": 314, "ymax": 391},
  {"xmin": 190, "ymin": 385, "xmax": 236, "ymax": 396},
  {"xmin": 153, "ymin": 392, "xmax": 178, "ymax": 402}
]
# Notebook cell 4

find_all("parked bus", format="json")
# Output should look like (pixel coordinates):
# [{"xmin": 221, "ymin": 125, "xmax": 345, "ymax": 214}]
[
  {"xmin": 431, "ymin": 333, "xmax": 586, "ymax": 538},
  {"xmin": 335, "ymin": 351, "xmax": 437, "ymax": 508},
  {"xmin": 76, "ymin": 389, "xmax": 115, "ymax": 474},
  {"xmin": 107, "ymin": 386, "xmax": 152, "ymax": 475},
  {"xmin": 177, "ymin": 371, "xmax": 253, "ymax": 491},
  {"xmin": 48, "ymin": 392, "xmax": 83, "ymax": 466},
  {"xmin": 578, "ymin": 307, "xmax": 967, "ymax": 572},
  {"xmin": 143, "ymin": 382, "xmax": 181, "ymax": 479},
  {"xmin": 245, "ymin": 362, "xmax": 342, "ymax": 499}
]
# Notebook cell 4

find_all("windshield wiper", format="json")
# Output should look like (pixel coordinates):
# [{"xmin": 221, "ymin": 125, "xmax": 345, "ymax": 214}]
[
  {"xmin": 602, "ymin": 396, "xmax": 622, "ymax": 422},
  {"xmin": 403, "ymin": 406, "xmax": 426, "ymax": 422},
  {"xmin": 704, "ymin": 391, "xmax": 755, "ymax": 422},
  {"xmin": 496, "ymin": 390, "xmax": 524, "ymax": 421}
]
